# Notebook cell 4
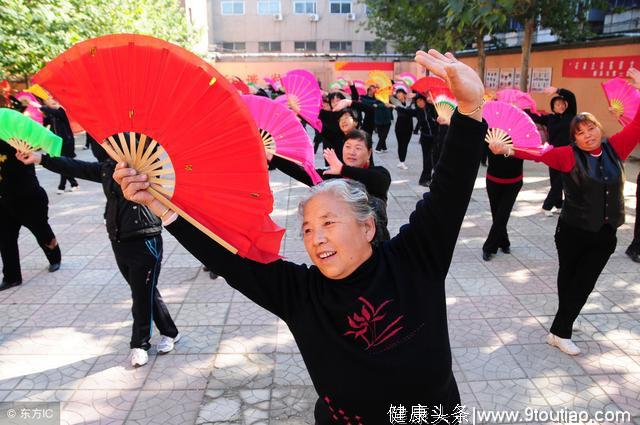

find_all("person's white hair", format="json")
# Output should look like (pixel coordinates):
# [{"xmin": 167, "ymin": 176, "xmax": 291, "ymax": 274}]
[{"xmin": 297, "ymin": 179, "xmax": 374, "ymax": 232}]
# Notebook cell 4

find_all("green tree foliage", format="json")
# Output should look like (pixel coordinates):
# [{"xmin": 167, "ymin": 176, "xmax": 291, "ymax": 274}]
[{"xmin": 0, "ymin": 0, "xmax": 198, "ymax": 81}]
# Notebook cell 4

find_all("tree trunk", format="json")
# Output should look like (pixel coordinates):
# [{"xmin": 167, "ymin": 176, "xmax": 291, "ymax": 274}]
[
  {"xmin": 476, "ymin": 32, "xmax": 486, "ymax": 84},
  {"xmin": 519, "ymin": 17, "xmax": 535, "ymax": 91}
]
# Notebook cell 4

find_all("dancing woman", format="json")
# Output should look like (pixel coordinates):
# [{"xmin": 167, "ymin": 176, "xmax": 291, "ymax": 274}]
[{"xmin": 114, "ymin": 49, "xmax": 487, "ymax": 424}]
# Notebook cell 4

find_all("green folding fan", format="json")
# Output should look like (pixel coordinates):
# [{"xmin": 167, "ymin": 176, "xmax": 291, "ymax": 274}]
[{"xmin": 0, "ymin": 108, "xmax": 62, "ymax": 157}]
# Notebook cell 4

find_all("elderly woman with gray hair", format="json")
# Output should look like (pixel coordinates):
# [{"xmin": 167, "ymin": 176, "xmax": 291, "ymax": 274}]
[{"xmin": 113, "ymin": 49, "xmax": 487, "ymax": 424}]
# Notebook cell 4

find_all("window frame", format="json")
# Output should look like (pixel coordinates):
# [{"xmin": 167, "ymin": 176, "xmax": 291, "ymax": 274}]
[
  {"xmin": 293, "ymin": 0, "xmax": 317, "ymax": 14},
  {"xmin": 329, "ymin": 41, "xmax": 352, "ymax": 52},
  {"xmin": 257, "ymin": 0, "xmax": 281, "ymax": 15},
  {"xmin": 329, "ymin": 0, "xmax": 352, "ymax": 14},
  {"xmin": 220, "ymin": 0, "xmax": 245, "ymax": 15}
]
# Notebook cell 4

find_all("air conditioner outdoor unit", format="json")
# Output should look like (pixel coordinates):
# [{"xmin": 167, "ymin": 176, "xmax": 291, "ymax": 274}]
[
  {"xmin": 309, "ymin": 13, "xmax": 319, "ymax": 22},
  {"xmin": 273, "ymin": 13, "xmax": 283, "ymax": 21},
  {"xmin": 346, "ymin": 12, "xmax": 356, "ymax": 21}
]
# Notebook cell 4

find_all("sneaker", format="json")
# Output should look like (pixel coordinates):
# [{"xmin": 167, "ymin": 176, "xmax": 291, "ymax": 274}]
[
  {"xmin": 130, "ymin": 348, "xmax": 149, "ymax": 367},
  {"xmin": 397, "ymin": 162, "xmax": 408, "ymax": 170},
  {"xmin": 482, "ymin": 251, "xmax": 492, "ymax": 261},
  {"xmin": 552, "ymin": 207, "xmax": 562, "ymax": 215},
  {"xmin": 0, "ymin": 279, "xmax": 22, "ymax": 291},
  {"xmin": 64, "ymin": 187, "xmax": 73, "ymax": 192},
  {"xmin": 70, "ymin": 185, "xmax": 79, "ymax": 192},
  {"xmin": 625, "ymin": 248, "xmax": 640, "ymax": 263},
  {"xmin": 209, "ymin": 271, "xmax": 218, "ymax": 280},
  {"xmin": 56, "ymin": 189, "xmax": 64, "ymax": 195},
  {"xmin": 543, "ymin": 208, "xmax": 554, "ymax": 217},
  {"xmin": 546, "ymin": 333, "xmax": 580, "ymax": 355},
  {"xmin": 375, "ymin": 149, "xmax": 383, "ymax": 154},
  {"xmin": 48, "ymin": 263, "xmax": 61, "ymax": 273},
  {"xmin": 157, "ymin": 333, "xmax": 181, "ymax": 354}
]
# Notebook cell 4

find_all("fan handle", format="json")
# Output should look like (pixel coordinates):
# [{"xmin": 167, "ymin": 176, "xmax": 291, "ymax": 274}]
[
  {"xmin": 7, "ymin": 138, "xmax": 34, "ymax": 155},
  {"xmin": 100, "ymin": 132, "xmax": 239, "ymax": 255},
  {"xmin": 484, "ymin": 128, "xmax": 513, "ymax": 147}
]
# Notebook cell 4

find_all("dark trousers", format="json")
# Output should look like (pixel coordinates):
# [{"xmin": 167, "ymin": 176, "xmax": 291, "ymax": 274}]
[
  {"xmin": 112, "ymin": 235, "xmax": 178, "ymax": 350},
  {"xmin": 627, "ymin": 171, "xmax": 640, "ymax": 253},
  {"xmin": 375, "ymin": 124, "xmax": 391, "ymax": 151},
  {"xmin": 419, "ymin": 133, "xmax": 435, "ymax": 183},
  {"xmin": 542, "ymin": 168, "xmax": 563, "ymax": 211},
  {"xmin": 313, "ymin": 132, "xmax": 324, "ymax": 154},
  {"xmin": 396, "ymin": 127, "xmax": 413, "ymax": 162},
  {"xmin": 0, "ymin": 190, "xmax": 60, "ymax": 282},
  {"xmin": 551, "ymin": 220, "xmax": 617, "ymax": 338},
  {"xmin": 58, "ymin": 174, "xmax": 78, "ymax": 191},
  {"xmin": 483, "ymin": 180, "xmax": 523, "ymax": 254}
]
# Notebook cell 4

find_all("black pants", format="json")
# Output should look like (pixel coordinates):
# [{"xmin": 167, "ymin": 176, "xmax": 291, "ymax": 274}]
[
  {"xmin": 551, "ymin": 220, "xmax": 616, "ymax": 338},
  {"xmin": 396, "ymin": 127, "xmax": 413, "ymax": 162},
  {"xmin": 112, "ymin": 235, "xmax": 178, "ymax": 350},
  {"xmin": 375, "ymin": 124, "xmax": 391, "ymax": 151},
  {"xmin": 313, "ymin": 132, "xmax": 324, "ymax": 154},
  {"xmin": 542, "ymin": 168, "xmax": 563, "ymax": 211},
  {"xmin": 419, "ymin": 133, "xmax": 435, "ymax": 183},
  {"xmin": 58, "ymin": 174, "xmax": 78, "ymax": 191},
  {"xmin": 483, "ymin": 180, "xmax": 523, "ymax": 254},
  {"xmin": 627, "ymin": 171, "xmax": 640, "ymax": 254},
  {"xmin": 0, "ymin": 190, "xmax": 60, "ymax": 283}
]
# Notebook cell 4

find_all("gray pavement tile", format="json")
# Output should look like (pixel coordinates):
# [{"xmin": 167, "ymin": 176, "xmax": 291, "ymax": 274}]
[
  {"xmin": 0, "ymin": 304, "xmax": 42, "ymax": 328},
  {"xmin": 22, "ymin": 304, "xmax": 87, "ymax": 327},
  {"xmin": 158, "ymin": 282, "xmax": 192, "ymax": 303},
  {"xmin": 143, "ymin": 354, "xmax": 215, "ymax": 390},
  {"xmin": 535, "ymin": 315, "xmax": 604, "ymax": 342},
  {"xmin": 473, "ymin": 294, "xmax": 531, "ymax": 319},
  {"xmin": 507, "ymin": 344, "xmax": 586, "ymax": 378},
  {"xmin": 584, "ymin": 313, "xmax": 640, "ymax": 341},
  {"xmin": 12, "ymin": 355, "xmax": 97, "ymax": 391},
  {"xmin": 448, "ymin": 319, "xmax": 503, "ymax": 348},
  {"xmin": 516, "ymin": 293, "xmax": 559, "ymax": 316},
  {"xmin": 66, "ymin": 269, "xmax": 117, "ymax": 285},
  {"xmin": 185, "ymin": 282, "xmax": 235, "ymax": 303},
  {"xmin": 0, "ymin": 326, "xmax": 117, "ymax": 356},
  {"xmin": 208, "ymin": 353, "xmax": 275, "ymax": 389},
  {"xmin": 276, "ymin": 321, "xmax": 299, "ymax": 354},
  {"xmin": 273, "ymin": 353, "xmax": 312, "ymax": 386},
  {"xmin": 62, "ymin": 389, "xmax": 139, "ymax": 424},
  {"xmin": 469, "ymin": 379, "xmax": 551, "ymax": 417},
  {"xmin": 2, "ymin": 389, "xmax": 75, "ymax": 404},
  {"xmin": 270, "ymin": 386, "xmax": 316, "ymax": 424},
  {"xmin": 78, "ymin": 354, "xmax": 153, "ymax": 390},
  {"xmin": 498, "ymin": 275, "xmax": 556, "ymax": 295},
  {"xmin": 453, "ymin": 346, "xmax": 527, "ymax": 381},
  {"xmin": 592, "ymin": 374, "xmax": 640, "ymax": 418},
  {"xmin": 218, "ymin": 325, "xmax": 277, "ymax": 354},
  {"xmin": 171, "ymin": 326, "xmax": 223, "ymax": 355},
  {"xmin": 600, "ymin": 290, "xmax": 640, "ymax": 313},
  {"xmin": 125, "ymin": 389, "xmax": 204, "ymax": 425},
  {"xmin": 486, "ymin": 316, "xmax": 549, "ymax": 345},
  {"xmin": 92, "ymin": 282, "xmax": 133, "ymax": 304},
  {"xmin": 226, "ymin": 303, "xmax": 279, "ymax": 326},
  {"xmin": 48, "ymin": 284, "xmax": 102, "ymax": 304},
  {"xmin": 72, "ymin": 303, "xmax": 132, "ymax": 329},
  {"xmin": 197, "ymin": 389, "xmax": 269, "ymax": 424},
  {"xmin": 176, "ymin": 302, "xmax": 228, "ymax": 326},
  {"xmin": 163, "ymin": 254, "xmax": 202, "ymax": 268},
  {"xmin": 574, "ymin": 340, "xmax": 640, "ymax": 375},
  {"xmin": 456, "ymin": 277, "xmax": 510, "ymax": 296},
  {"xmin": 158, "ymin": 267, "xmax": 200, "ymax": 284},
  {"xmin": 446, "ymin": 296, "xmax": 484, "ymax": 320},
  {"xmin": 533, "ymin": 375, "xmax": 624, "ymax": 416}
]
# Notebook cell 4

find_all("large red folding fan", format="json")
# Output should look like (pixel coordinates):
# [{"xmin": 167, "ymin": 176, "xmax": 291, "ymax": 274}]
[{"xmin": 34, "ymin": 34, "xmax": 284, "ymax": 263}]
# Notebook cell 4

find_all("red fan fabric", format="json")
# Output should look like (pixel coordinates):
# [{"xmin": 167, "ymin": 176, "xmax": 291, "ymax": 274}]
[
  {"xmin": 34, "ymin": 34, "xmax": 284, "ymax": 263},
  {"xmin": 231, "ymin": 76, "xmax": 251, "ymax": 94},
  {"xmin": 412, "ymin": 76, "xmax": 447, "ymax": 94}
]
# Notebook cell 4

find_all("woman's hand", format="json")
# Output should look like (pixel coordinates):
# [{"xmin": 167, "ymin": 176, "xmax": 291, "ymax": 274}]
[
  {"xmin": 437, "ymin": 115, "xmax": 451, "ymax": 126},
  {"xmin": 322, "ymin": 148, "xmax": 343, "ymax": 175},
  {"xmin": 332, "ymin": 98, "xmax": 352, "ymax": 111},
  {"xmin": 543, "ymin": 86, "xmax": 558, "ymax": 96},
  {"xmin": 15, "ymin": 151, "xmax": 41, "ymax": 165},
  {"xmin": 414, "ymin": 49, "xmax": 484, "ymax": 121},
  {"xmin": 113, "ymin": 162, "xmax": 156, "ymax": 206},
  {"xmin": 488, "ymin": 140, "xmax": 511, "ymax": 156},
  {"xmin": 628, "ymin": 67, "xmax": 640, "ymax": 90}
]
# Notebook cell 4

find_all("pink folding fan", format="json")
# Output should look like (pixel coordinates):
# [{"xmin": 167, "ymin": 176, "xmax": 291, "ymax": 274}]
[
  {"xmin": 242, "ymin": 95, "xmax": 322, "ymax": 184},
  {"xmin": 496, "ymin": 88, "xmax": 539, "ymax": 115},
  {"xmin": 601, "ymin": 77, "xmax": 640, "ymax": 127},
  {"xmin": 483, "ymin": 101, "xmax": 548, "ymax": 156},
  {"xmin": 277, "ymin": 69, "xmax": 323, "ymax": 132}
]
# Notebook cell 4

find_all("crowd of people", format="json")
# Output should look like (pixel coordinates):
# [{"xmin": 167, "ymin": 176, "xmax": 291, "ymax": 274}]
[{"xmin": 1, "ymin": 46, "xmax": 639, "ymax": 423}]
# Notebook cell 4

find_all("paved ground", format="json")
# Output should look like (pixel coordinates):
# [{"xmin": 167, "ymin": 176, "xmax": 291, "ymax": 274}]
[{"xmin": 0, "ymin": 131, "xmax": 639, "ymax": 425}]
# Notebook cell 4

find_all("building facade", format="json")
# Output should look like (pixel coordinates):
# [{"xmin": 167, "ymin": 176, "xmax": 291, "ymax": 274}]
[{"xmin": 200, "ymin": 0, "xmax": 385, "ymax": 55}]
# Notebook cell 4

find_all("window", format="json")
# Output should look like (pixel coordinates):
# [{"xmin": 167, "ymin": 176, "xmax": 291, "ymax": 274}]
[
  {"xmin": 259, "ymin": 41, "xmax": 282, "ymax": 52},
  {"xmin": 329, "ymin": 0, "xmax": 351, "ymax": 14},
  {"xmin": 329, "ymin": 41, "xmax": 352, "ymax": 52},
  {"xmin": 294, "ymin": 41, "xmax": 317, "ymax": 52},
  {"xmin": 221, "ymin": 42, "xmax": 246, "ymax": 52},
  {"xmin": 257, "ymin": 0, "xmax": 280, "ymax": 15},
  {"xmin": 293, "ymin": 1, "xmax": 316, "ymax": 14},
  {"xmin": 365, "ymin": 40, "xmax": 386, "ymax": 53},
  {"xmin": 221, "ymin": 0, "xmax": 244, "ymax": 15}
]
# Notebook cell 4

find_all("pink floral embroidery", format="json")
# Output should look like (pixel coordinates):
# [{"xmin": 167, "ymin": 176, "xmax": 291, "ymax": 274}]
[{"xmin": 344, "ymin": 296, "xmax": 404, "ymax": 350}]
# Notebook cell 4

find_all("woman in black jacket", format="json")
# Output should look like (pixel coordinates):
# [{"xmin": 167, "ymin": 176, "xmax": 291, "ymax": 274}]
[
  {"xmin": 0, "ymin": 141, "xmax": 61, "ymax": 291},
  {"xmin": 390, "ymin": 88, "xmax": 415, "ymax": 170},
  {"xmin": 529, "ymin": 87, "xmax": 577, "ymax": 216},
  {"xmin": 41, "ymin": 98, "xmax": 79, "ymax": 194},
  {"xmin": 17, "ymin": 137, "xmax": 180, "ymax": 367}
]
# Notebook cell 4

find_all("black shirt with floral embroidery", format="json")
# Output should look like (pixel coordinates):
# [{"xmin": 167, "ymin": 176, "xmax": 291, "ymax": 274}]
[{"xmin": 166, "ymin": 111, "xmax": 487, "ymax": 424}]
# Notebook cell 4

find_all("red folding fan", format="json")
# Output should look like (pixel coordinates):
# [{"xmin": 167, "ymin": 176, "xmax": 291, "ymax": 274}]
[
  {"xmin": 34, "ymin": 34, "xmax": 285, "ymax": 263},
  {"xmin": 242, "ymin": 95, "xmax": 322, "ymax": 185},
  {"xmin": 412, "ymin": 76, "xmax": 447, "ymax": 94},
  {"xmin": 230, "ymin": 76, "xmax": 251, "ymax": 94},
  {"xmin": 278, "ymin": 69, "xmax": 323, "ymax": 132}
]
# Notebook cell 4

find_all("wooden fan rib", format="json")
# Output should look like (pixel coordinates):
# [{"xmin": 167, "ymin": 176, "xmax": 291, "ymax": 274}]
[
  {"xmin": 146, "ymin": 168, "xmax": 175, "ymax": 177},
  {"xmin": 148, "ymin": 177, "xmax": 175, "ymax": 186},
  {"xmin": 107, "ymin": 136, "xmax": 127, "ymax": 162},
  {"xmin": 149, "ymin": 183, "xmax": 174, "ymax": 197},
  {"xmin": 146, "ymin": 185, "xmax": 238, "ymax": 254},
  {"xmin": 135, "ymin": 134, "xmax": 147, "ymax": 165},
  {"xmin": 129, "ymin": 132, "xmax": 138, "ymax": 166},
  {"xmin": 139, "ymin": 157, "xmax": 172, "ymax": 175},
  {"xmin": 274, "ymin": 153, "xmax": 303, "ymax": 166},
  {"xmin": 139, "ymin": 139, "xmax": 158, "ymax": 165},
  {"xmin": 117, "ymin": 133, "xmax": 133, "ymax": 164}
]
